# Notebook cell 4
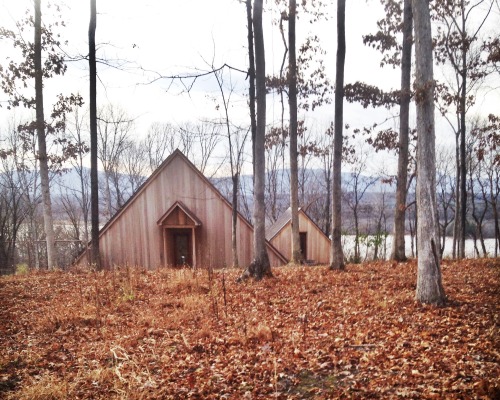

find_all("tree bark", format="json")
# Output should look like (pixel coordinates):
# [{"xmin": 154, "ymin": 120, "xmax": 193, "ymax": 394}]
[
  {"xmin": 413, "ymin": 0, "xmax": 446, "ymax": 305},
  {"xmin": 289, "ymin": 0, "xmax": 302, "ymax": 264},
  {"xmin": 390, "ymin": 0, "xmax": 413, "ymax": 262},
  {"xmin": 232, "ymin": 174, "xmax": 239, "ymax": 268},
  {"xmin": 330, "ymin": 0, "xmax": 346, "ymax": 270},
  {"xmin": 458, "ymin": 9, "xmax": 467, "ymax": 258},
  {"xmin": 246, "ymin": 0, "xmax": 257, "ymax": 177},
  {"xmin": 241, "ymin": 0, "xmax": 271, "ymax": 280},
  {"xmin": 89, "ymin": 0, "xmax": 100, "ymax": 269},
  {"xmin": 35, "ymin": 0, "xmax": 57, "ymax": 269}
]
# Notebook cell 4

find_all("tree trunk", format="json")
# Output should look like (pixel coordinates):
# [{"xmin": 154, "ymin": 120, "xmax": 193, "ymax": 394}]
[
  {"xmin": 452, "ymin": 133, "xmax": 460, "ymax": 259},
  {"xmin": 246, "ymin": 0, "xmax": 257, "ymax": 177},
  {"xmin": 459, "ymin": 22, "xmax": 467, "ymax": 259},
  {"xmin": 89, "ymin": 0, "xmax": 100, "ymax": 269},
  {"xmin": 413, "ymin": 0, "xmax": 446, "ymax": 305},
  {"xmin": 240, "ymin": 0, "xmax": 271, "ymax": 281},
  {"xmin": 232, "ymin": 174, "xmax": 239, "ymax": 268},
  {"xmin": 330, "ymin": 0, "xmax": 346, "ymax": 270},
  {"xmin": 35, "ymin": 0, "xmax": 57, "ymax": 269},
  {"xmin": 390, "ymin": 0, "xmax": 412, "ymax": 262},
  {"xmin": 289, "ymin": 0, "xmax": 302, "ymax": 264},
  {"xmin": 324, "ymin": 167, "xmax": 331, "ymax": 235}
]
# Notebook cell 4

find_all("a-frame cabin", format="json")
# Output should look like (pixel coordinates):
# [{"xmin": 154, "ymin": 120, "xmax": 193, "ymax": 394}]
[
  {"xmin": 77, "ymin": 150, "xmax": 287, "ymax": 269},
  {"xmin": 266, "ymin": 208, "xmax": 331, "ymax": 265}
]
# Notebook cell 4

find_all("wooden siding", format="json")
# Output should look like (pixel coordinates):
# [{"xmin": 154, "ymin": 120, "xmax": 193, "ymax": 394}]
[
  {"xmin": 268, "ymin": 210, "xmax": 331, "ymax": 264},
  {"xmin": 78, "ymin": 150, "xmax": 286, "ymax": 269}
]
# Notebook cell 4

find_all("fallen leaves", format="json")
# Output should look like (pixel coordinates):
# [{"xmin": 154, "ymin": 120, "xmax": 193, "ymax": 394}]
[{"xmin": 0, "ymin": 258, "xmax": 499, "ymax": 399}]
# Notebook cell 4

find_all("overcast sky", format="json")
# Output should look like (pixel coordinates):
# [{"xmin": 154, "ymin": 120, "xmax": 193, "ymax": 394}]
[{"xmin": 0, "ymin": 0, "xmax": 499, "ymax": 174}]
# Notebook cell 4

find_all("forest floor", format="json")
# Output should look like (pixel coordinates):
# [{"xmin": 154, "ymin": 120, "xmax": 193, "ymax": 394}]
[{"xmin": 0, "ymin": 259, "xmax": 499, "ymax": 399}]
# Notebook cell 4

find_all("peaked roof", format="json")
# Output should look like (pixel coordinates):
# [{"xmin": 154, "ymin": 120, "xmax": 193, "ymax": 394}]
[
  {"xmin": 265, "ymin": 207, "xmax": 331, "ymax": 242},
  {"xmin": 157, "ymin": 200, "xmax": 202, "ymax": 226},
  {"xmin": 266, "ymin": 208, "xmax": 293, "ymax": 241}
]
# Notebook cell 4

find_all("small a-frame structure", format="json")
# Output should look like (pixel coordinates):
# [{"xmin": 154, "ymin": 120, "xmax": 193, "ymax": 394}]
[
  {"xmin": 266, "ymin": 208, "xmax": 331, "ymax": 264},
  {"xmin": 77, "ymin": 150, "xmax": 286, "ymax": 269},
  {"xmin": 156, "ymin": 201, "xmax": 202, "ymax": 267}
]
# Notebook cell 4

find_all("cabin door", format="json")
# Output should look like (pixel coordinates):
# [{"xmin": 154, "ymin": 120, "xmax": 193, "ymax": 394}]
[
  {"xmin": 164, "ymin": 228, "xmax": 194, "ymax": 267},
  {"xmin": 299, "ymin": 232, "xmax": 307, "ymax": 259},
  {"xmin": 174, "ymin": 231, "xmax": 191, "ymax": 266}
]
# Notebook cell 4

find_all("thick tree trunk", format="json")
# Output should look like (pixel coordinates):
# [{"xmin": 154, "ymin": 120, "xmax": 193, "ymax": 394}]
[
  {"xmin": 413, "ymin": 0, "xmax": 446, "ymax": 305},
  {"xmin": 89, "ymin": 0, "xmax": 100, "ymax": 269},
  {"xmin": 241, "ymin": 0, "xmax": 271, "ymax": 280},
  {"xmin": 289, "ymin": 0, "xmax": 302, "ymax": 264},
  {"xmin": 391, "ymin": 0, "xmax": 413, "ymax": 262},
  {"xmin": 35, "ymin": 0, "xmax": 57, "ymax": 269},
  {"xmin": 330, "ymin": 0, "xmax": 346, "ymax": 270}
]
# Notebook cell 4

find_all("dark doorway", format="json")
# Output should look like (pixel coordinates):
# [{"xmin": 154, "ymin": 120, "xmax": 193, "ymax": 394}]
[
  {"xmin": 174, "ymin": 232, "xmax": 191, "ymax": 266},
  {"xmin": 299, "ymin": 232, "xmax": 307, "ymax": 259},
  {"xmin": 164, "ymin": 228, "xmax": 193, "ymax": 267}
]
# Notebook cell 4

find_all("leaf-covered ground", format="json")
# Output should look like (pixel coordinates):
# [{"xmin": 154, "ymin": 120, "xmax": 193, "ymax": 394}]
[{"xmin": 0, "ymin": 259, "xmax": 498, "ymax": 399}]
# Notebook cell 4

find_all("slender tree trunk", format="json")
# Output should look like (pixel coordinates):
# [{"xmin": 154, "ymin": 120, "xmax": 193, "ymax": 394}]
[
  {"xmin": 459, "ymin": 24, "xmax": 467, "ymax": 259},
  {"xmin": 452, "ymin": 133, "xmax": 460, "ymax": 258},
  {"xmin": 289, "ymin": 0, "xmax": 302, "ymax": 264},
  {"xmin": 232, "ymin": 174, "xmax": 239, "ymax": 267},
  {"xmin": 324, "ymin": 168, "xmax": 331, "ymax": 235},
  {"xmin": 391, "ymin": 0, "xmax": 413, "ymax": 262},
  {"xmin": 89, "ymin": 0, "xmax": 100, "ymax": 268},
  {"xmin": 240, "ymin": 0, "xmax": 271, "ymax": 281},
  {"xmin": 354, "ymin": 209, "xmax": 360, "ymax": 263},
  {"xmin": 413, "ymin": 0, "xmax": 446, "ymax": 305},
  {"xmin": 330, "ymin": 0, "xmax": 346, "ymax": 270},
  {"xmin": 35, "ymin": 0, "xmax": 57, "ymax": 269},
  {"xmin": 246, "ymin": 0, "xmax": 257, "ymax": 177}
]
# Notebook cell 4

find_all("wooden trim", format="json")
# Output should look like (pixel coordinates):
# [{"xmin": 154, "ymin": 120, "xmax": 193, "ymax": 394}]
[{"xmin": 157, "ymin": 200, "xmax": 202, "ymax": 227}]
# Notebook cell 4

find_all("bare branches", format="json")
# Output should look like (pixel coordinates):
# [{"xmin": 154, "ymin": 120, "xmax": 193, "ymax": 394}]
[{"xmin": 139, "ymin": 63, "xmax": 248, "ymax": 94}]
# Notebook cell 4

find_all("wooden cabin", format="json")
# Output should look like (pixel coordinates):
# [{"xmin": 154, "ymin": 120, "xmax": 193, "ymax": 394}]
[
  {"xmin": 77, "ymin": 150, "xmax": 287, "ymax": 269},
  {"xmin": 266, "ymin": 208, "xmax": 331, "ymax": 264}
]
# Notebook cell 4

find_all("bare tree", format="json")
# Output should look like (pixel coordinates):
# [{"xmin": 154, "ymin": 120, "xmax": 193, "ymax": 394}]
[
  {"xmin": 143, "ymin": 122, "xmax": 179, "ymax": 172},
  {"xmin": 179, "ymin": 121, "xmax": 221, "ymax": 175},
  {"xmin": 265, "ymin": 127, "xmax": 287, "ymax": 223},
  {"xmin": 65, "ymin": 109, "xmax": 91, "ymax": 249},
  {"xmin": 342, "ymin": 143, "xmax": 378, "ymax": 263},
  {"xmin": 288, "ymin": 0, "xmax": 302, "ymax": 264},
  {"xmin": 330, "ymin": 0, "xmax": 346, "ymax": 270},
  {"xmin": 433, "ymin": 0, "xmax": 495, "ymax": 259},
  {"xmin": 34, "ymin": 0, "xmax": 57, "ymax": 268},
  {"xmin": 436, "ymin": 146, "xmax": 456, "ymax": 255},
  {"xmin": 0, "ymin": 135, "xmax": 30, "ymax": 274},
  {"xmin": 89, "ymin": 0, "xmax": 100, "ymax": 268},
  {"xmin": 4, "ymin": 123, "xmax": 43, "ymax": 269},
  {"xmin": 122, "ymin": 141, "xmax": 148, "ymax": 193},
  {"xmin": 413, "ymin": 0, "xmax": 446, "ymax": 305},
  {"xmin": 212, "ymin": 65, "xmax": 250, "ymax": 267},
  {"xmin": 391, "ymin": 0, "xmax": 413, "ymax": 262},
  {"xmin": 240, "ymin": 0, "xmax": 272, "ymax": 280},
  {"xmin": 97, "ymin": 105, "xmax": 134, "ymax": 218}
]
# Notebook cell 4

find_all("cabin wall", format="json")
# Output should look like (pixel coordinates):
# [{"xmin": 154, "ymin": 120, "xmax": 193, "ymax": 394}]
[{"xmin": 269, "ymin": 212, "xmax": 330, "ymax": 264}]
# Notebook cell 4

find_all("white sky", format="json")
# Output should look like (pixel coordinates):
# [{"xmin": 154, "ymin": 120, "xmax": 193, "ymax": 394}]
[{"xmin": 0, "ymin": 0, "xmax": 499, "ymax": 175}]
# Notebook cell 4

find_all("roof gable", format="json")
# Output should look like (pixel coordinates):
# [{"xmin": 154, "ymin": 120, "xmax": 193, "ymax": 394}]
[
  {"xmin": 157, "ymin": 201, "xmax": 202, "ymax": 227},
  {"xmin": 266, "ymin": 207, "xmax": 331, "ymax": 242},
  {"xmin": 265, "ymin": 208, "xmax": 292, "ymax": 241}
]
